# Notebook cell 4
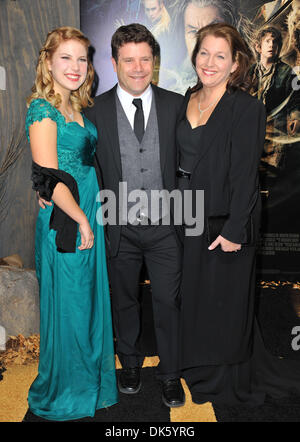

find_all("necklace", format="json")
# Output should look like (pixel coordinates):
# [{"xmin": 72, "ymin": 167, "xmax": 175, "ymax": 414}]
[
  {"xmin": 198, "ymin": 94, "xmax": 222, "ymax": 119},
  {"xmin": 63, "ymin": 106, "xmax": 74, "ymax": 121}
]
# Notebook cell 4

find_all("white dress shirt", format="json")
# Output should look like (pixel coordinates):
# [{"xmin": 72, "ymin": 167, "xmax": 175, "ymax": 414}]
[
  {"xmin": 116, "ymin": 83, "xmax": 168, "ymax": 224},
  {"xmin": 116, "ymin": 83, "xmax": 153, "ymax": 130}
]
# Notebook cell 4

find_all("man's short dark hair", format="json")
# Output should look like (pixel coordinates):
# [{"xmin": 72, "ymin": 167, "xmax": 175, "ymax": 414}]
[
  {"xmin": 143, "ymin": 0, "xmax": 163, "ymax": 4},
  {"xmin": 255, "ymin": 26, "xmax": 283, "ymax": 55},
  {"xmin": 111, "ymin": 23, "xmax": 160, "ymax": 62}
]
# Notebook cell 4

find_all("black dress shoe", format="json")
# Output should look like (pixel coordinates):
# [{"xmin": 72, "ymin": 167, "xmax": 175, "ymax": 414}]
[
  {"xmin": 162, "ymin": 378, "xmax": 185, "ymax": 408},
  {"xmin": 118, "ymin": 367, "xmax": 141, "ymax": 394}
]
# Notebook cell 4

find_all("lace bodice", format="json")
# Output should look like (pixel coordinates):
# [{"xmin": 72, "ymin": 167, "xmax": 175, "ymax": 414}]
[{"xmin": 25, "ymin": 99, "xmax": 97, "ymax": 182}]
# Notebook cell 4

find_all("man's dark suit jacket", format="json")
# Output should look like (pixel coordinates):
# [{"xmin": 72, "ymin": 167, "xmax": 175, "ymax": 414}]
[{"xmin": 85, "ymin": 83, "xmax": 184, "ymax": 257}]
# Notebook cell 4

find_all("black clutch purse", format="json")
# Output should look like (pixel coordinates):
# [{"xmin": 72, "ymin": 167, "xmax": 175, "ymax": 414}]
[{"xmin": 206, "ymin": 215, "xmax": 253, "ymax": 245}]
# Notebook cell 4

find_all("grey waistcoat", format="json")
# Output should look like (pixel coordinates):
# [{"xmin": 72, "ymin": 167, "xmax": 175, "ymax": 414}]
[{"xmin": 116, "ymin": 94, "xmax": 168, "ymax": 224}]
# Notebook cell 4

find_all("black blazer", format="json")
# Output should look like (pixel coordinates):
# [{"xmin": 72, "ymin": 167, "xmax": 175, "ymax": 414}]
[
  {"xmin": 179, "ymin": 88, "xmax": 268, "ymax": 367},
  {"xmin": 85, "ymin": 84, "xmax": 184, "ymax": 256},
  {"xmin": 178, "ymin": 88, "xmax": 266, "ymax": 244}
]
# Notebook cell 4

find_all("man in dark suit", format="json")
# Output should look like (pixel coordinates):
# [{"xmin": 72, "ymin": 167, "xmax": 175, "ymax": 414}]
[{"xmin": 85, "ymin": 23, "xmax": 185, "ymax": 407}]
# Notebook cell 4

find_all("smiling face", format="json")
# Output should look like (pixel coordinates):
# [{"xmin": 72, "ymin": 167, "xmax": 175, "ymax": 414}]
[
  {"xmin": 144, "ymin": 0, "xmax": 163, "ymax": 23},
  {"xmin": 47, "ymin": 39, "xmax": 88, "ymax": 96},
  {"xmin": 184, "ymin": 4, "xmax": 223, "ymax": 58},
  {"xmin": 195, "ymin": 34, "xmax": 238, "ymax": 90},
  {"xmin": 111, "ymin": 42, "xmax": 154, "ymax": 96}
]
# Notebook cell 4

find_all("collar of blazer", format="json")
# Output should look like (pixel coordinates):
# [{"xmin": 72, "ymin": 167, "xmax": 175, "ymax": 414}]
[
  {"xmin": 99, "ymin": 83, "xmax": 171, "ymax": 179},
  {"xmin": 182, "ymin": 87, "xmax": 236, "ymax": 176}
]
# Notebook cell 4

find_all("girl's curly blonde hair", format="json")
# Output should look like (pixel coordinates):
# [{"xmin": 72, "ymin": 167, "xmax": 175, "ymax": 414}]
[{"xmin": 27, "ymin": 26, "xmax": 94, "ymax": 111}]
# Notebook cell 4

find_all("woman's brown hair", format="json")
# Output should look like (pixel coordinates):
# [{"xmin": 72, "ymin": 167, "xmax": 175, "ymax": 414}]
[
  {"xmin": 27, "ymin": 26, "xmax": 94, "ymax": 111},
  {"xmin": 191, "ymin": 22, "xmax": 252, "ymax": 93}
]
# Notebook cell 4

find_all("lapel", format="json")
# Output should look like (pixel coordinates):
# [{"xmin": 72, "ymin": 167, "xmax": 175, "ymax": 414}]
[
  {"xmin": 152, "ymin": 84, "xmax": 169, "ymax": 174},
  {"xmin": 189, "ymin": 89, "xmax": 235, "ymax": 177},
  {"xmin": 100, "ymin": 85, "xmax": 122, "ymax": 178}
]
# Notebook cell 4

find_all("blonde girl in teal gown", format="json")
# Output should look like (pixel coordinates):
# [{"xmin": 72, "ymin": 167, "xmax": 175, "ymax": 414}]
[{"xmin": 25, "ymin": 27, "xmax": 118, "ymax": 421}]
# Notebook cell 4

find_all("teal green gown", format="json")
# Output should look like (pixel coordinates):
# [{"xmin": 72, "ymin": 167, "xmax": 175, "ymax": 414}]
[{"xmin": 25, "ymin": 98, "xmax": 118, "ymax": 421}]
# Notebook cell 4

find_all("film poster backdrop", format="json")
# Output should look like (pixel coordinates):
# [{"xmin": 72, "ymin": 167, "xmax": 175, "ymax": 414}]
[{"xmin": 80, "ymin": 0, "xmax": 300, "ymax": 275}]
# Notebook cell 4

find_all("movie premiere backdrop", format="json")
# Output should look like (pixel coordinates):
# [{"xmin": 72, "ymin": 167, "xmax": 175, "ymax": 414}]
[{"xmin": 80, "ymin": 0, "xmax": 300, "ymax": 275}]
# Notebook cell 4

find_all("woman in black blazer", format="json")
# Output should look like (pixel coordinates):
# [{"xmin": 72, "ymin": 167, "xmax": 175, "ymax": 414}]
[{"xmin": 177, "ymin": 23, "xmax": 300, "ymax": 406}]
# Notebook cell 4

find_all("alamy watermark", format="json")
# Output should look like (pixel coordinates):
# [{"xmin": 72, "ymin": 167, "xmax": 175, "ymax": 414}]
[
  {"xmin": 291, "ymin": 326, "xmax": 300, "ymax": 351},
  {"xmin": 0, "ymin": 67, "xmax": 6, "ymax": 91},
  {"xmin": 96, "ymin": 182, "xmax": 204, "ymax": 237},
  {"xmin": 292, "ymin": 66, "xmax": 300, "ymax": 91},
  {"xmin": 0, "ymin": 325, "xmax": 6, "ymax": 351}
]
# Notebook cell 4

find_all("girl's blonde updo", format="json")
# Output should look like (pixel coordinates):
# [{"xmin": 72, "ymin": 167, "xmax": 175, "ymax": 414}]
[{"xmin": 27, "ymin": 26, "xmax": 94, "ymax": 111}]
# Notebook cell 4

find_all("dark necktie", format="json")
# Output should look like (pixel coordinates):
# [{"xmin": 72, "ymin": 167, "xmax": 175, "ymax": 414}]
[{"xmin": 132, "ymin": 98, "xmax": 145, "ymax": 143}]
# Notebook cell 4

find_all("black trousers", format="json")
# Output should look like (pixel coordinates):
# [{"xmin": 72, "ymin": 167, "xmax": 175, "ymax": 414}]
[{"xmin": 108, "ymin": 224, "xmax": 182, "ymax": 380}]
